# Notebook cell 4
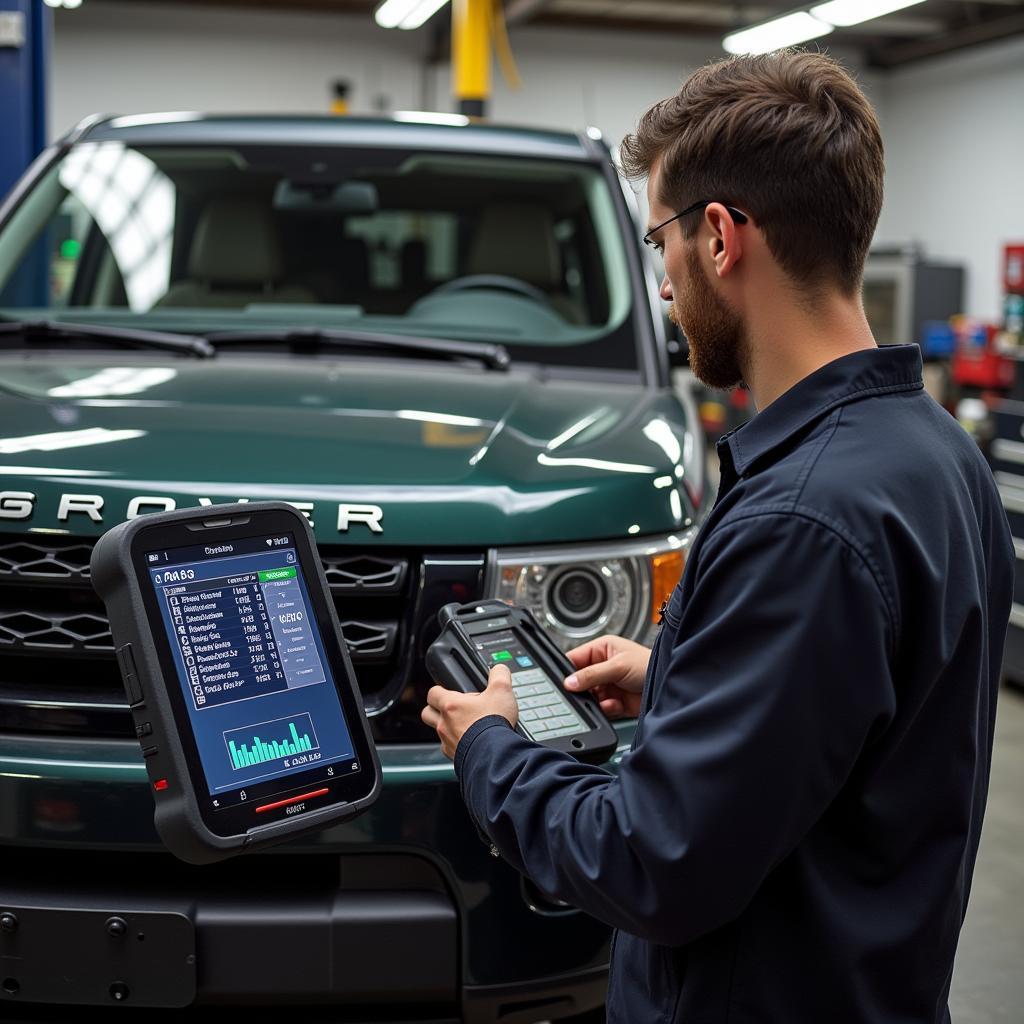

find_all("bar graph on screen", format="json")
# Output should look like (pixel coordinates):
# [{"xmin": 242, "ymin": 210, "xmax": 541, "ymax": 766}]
[{"xmin": 224, "ymin": 712, "xmax": 320, "ymax": 770}]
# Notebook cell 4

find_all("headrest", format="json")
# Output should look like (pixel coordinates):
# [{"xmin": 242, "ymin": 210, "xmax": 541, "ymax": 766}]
[
  {"xmin": 187, "ymin": 196, "xmax": 283, "ymax": 285},
  {"xmin": 467, "ymin": 204, "xmax": 561, "ymax": 288}
]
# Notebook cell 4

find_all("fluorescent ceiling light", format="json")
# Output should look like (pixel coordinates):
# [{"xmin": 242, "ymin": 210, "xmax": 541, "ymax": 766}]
[
  {"xmin": 375, "ymin": 0, "xmax": 450, "ymax": 30},
  {"xmin": 811, "ymin": 0, "xmax": 927, "ymax": 27},
  {"xmin": 723, "ymin": 11, "xmax": 832, "ymax": 55}
]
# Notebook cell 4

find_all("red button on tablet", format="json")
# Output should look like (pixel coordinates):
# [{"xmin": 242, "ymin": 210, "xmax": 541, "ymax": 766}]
[{"xmin": 254, "ymin": 788, "xmax": 329, "ymax": 814}]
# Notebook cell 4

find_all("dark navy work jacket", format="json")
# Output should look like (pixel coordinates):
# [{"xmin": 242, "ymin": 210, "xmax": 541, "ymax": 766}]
[{"xmin": 454, "ymin": 344, "xmax": 1014, "ymax": 1023}]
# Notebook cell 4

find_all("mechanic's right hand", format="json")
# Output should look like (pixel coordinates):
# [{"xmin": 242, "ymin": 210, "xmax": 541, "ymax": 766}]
[{"xmin": 564, "ymin": 635, "xmax": 651, "ymax": 719}]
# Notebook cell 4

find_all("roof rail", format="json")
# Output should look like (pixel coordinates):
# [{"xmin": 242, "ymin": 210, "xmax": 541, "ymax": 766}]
[{"xmin": 62, "ymin": 112, "xmax": 118, "ymax": 145}]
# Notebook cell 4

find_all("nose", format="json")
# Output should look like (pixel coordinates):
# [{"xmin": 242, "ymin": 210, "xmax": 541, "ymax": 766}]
[{"xmin": 660, "ymin": 275, "xmax": 673, "ymax": 302}]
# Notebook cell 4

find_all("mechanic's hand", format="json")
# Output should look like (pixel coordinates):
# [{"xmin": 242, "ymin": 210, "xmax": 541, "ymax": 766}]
[
  {"xmin": 564, "ymin": 634, "xmax": 651, "ymax": 719},
  {"xmin": 422, "ymin": 665, "xmax": 519, "ymax": 760}
]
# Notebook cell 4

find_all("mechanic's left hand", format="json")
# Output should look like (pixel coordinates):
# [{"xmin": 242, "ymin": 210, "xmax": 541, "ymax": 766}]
[{"xmin": 422, "ymin": 665, "xmax": 519, "ymax": 760}]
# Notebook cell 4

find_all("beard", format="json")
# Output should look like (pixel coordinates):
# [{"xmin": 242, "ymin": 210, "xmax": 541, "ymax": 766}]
[{"xmin": 669, "ymin": 244, "xmax": 748, "ymax": 391}]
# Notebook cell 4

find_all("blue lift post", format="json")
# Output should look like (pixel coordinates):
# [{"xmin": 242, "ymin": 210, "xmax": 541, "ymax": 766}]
[
  {"xmin": 0, "ymin": 0, "xmax": 49, "ymax": 200},
  {"xmin": 0, "ymin": 0, "xmax": 50, "ymax": 306}
]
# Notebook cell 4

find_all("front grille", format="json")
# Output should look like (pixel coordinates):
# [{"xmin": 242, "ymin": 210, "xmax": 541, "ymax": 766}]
[
  {"xmin": 321, "ymin": 553, "xmax": 408, "ymax": 593},
  {"xmin": 0, "ymin": 534, "xmax": 418, "ymax": 738},
  {"xmin": 0, "ymin": 609, "xmax": 113, "ymax": 652},
  {"xmin": 0, "ymin": 539, "xmax": 93, "ymax": 580}
]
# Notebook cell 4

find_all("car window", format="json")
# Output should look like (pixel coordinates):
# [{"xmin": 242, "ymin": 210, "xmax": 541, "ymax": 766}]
[{"xmin": 0, "ymin": 140, "xmax": 640, "ymax": 371}]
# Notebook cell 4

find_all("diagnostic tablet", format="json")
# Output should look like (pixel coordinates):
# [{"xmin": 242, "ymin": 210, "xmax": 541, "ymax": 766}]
[
  {"xmin": 90, "ymin": 501, "xmax": 380, "ymax": 864},
  {"xmin": 427, "ymin": 600, "xmax": 618, "ymax": 764}
]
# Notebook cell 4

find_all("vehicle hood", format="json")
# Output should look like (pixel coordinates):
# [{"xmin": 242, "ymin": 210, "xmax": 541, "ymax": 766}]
[{"xmin": 0, "ymin": 357, "xmax": 700, "ymax": 546}]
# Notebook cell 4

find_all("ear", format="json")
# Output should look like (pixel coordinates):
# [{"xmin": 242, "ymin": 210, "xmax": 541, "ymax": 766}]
[{"xmin": 703, "ymin": 202, "xmax": 743, "ymax": 279}]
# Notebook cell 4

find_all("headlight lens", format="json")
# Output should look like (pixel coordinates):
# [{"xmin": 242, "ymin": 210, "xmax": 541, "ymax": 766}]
[{"xmin": 489, "ymin": 531, "xmax": 696, "ymax": 651}]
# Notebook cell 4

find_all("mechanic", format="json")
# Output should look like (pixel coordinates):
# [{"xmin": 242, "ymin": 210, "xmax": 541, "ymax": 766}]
[{"xmin": 422, "ymin": 49, "xmax": 1015, "ymax": 1023}]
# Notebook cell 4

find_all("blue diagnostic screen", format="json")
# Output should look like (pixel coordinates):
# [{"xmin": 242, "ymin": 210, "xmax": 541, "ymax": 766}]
[{"xmin": 147, "ymin": 534, "xmax": 357, "ymax": 801}]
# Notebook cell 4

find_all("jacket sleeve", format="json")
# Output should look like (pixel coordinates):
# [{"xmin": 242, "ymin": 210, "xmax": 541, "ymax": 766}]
[{"xmin": 455, "ymin": 511, "xmax": 897, "ymax": 947}]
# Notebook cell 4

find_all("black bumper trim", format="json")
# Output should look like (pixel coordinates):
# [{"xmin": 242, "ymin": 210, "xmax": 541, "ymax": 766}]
[{"xmin": 0, "ymin": 888, "xmax": 457, "ymax": 1007}]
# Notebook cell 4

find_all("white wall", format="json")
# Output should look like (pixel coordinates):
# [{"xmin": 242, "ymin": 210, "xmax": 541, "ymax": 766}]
[
  {"xmin": 431, "ymin": 24, "xmax": 881, "ymax": 154},
  {"xmin": 50, "ymin": 3, "xmax": 880, "ymax": 157},
  {"xmin": 874, "ymin": 36, "xmax": 1024, "ymax": 322},
  {"xmin": 49, "ymin": 1, "xmax": 428, "ymax": 136}
]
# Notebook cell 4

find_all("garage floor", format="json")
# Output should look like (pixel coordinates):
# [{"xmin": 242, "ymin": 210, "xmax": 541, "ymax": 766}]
[{"xmin": 949, "ymin": 683, "xmax": 1024, "ymax": 1022}]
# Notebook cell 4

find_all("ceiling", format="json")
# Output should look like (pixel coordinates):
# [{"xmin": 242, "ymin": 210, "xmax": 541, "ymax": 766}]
[{"xmin": 141, "ymin": 0, "xmax": 1024, "ymax": 67}]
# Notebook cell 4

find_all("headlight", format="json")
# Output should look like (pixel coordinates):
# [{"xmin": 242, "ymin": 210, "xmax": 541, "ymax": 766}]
[{"xmin": 488, "ymin": 531, "xmax": 696, "ymax": 652}]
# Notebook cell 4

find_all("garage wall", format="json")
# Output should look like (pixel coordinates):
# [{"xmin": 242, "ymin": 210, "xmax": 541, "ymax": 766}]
[
  {"xmin": 49, "ymin": 3, "xmax": 879, "ymax": 156},
  {"xmin": 455, "ymin": 25, "xmax": 881, "ymax": 153},
  {"xmin": 873, "ymin": 35, "xmax": 1024, "ymax": 323},
  {"xmin": 48, "ymin": 1, "xmax": 427, "ymax": 134}
]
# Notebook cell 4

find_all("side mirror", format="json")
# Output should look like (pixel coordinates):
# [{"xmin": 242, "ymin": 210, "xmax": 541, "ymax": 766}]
[{"xmin": 666, "ymin": 316, "xmax": 689, "ymax": 368}]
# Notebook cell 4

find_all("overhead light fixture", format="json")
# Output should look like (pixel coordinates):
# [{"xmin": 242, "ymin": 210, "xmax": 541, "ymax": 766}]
[
  {"xmin": 723, "ymin": 11, "xmax": 832, "ymax": 55},
  {"xmin": 375, "ymin": 0, "xmax": 450, "ymax": 30},
  {"xmin": 810, "ymin": 0, "xmax": 927, "ymax": 27},
  {"xmin": 44, "ymin": 0, "xmax": 84, "ymax": 7}
]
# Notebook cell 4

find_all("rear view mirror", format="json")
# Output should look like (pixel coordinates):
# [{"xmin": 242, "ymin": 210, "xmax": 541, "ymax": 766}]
[{"xmin": 273, "ymin": 179, "xmax": 379, "ymax": 213}]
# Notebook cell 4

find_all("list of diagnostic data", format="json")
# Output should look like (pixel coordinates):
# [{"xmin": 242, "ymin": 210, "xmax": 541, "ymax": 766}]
[{"xmin": 162, "ymin": 565, "xmax": 326, "ymax": 710}]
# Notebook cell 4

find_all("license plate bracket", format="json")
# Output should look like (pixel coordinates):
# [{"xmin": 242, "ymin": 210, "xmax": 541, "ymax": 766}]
[{"xmin": 0, "ymin": 905, "xmax": 195, "ymax": 1007}]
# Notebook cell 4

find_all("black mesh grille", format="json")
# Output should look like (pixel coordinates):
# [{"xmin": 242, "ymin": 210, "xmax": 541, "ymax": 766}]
[
  {"xmin": 0, "ymin": 533, "xmax": 417, "ymax": 737},
  {"xmin": 0, "ymin": 609, "xmax": 113, "ymax": 651},
  {"xmin": 321, "ymin": 554, "xmax": 407, "ymax": 593},
  {"xmin": 0, "ymin": 537, "xmax": 93, "ymax": 581}
]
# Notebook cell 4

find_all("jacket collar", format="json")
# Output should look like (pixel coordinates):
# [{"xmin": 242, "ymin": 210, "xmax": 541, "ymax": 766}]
[{"xmin": 717, "ymin": 344, "xmax": 924, "ymax": 477}]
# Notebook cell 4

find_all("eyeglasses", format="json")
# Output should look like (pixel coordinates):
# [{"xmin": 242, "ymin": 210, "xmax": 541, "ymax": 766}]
[{"xmin": 643, "ymin": 200, "xmax": 749, "ymax": 252}]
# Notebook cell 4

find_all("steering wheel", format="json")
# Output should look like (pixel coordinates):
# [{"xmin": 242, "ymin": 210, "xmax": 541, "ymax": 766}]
[{"xmin": 431, "ymin": 274, "xmax": 550, "ymax": 305}]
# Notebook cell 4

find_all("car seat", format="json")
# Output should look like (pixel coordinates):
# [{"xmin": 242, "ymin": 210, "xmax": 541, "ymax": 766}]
[
  {"xmin": 157, "ymin": 196, "xmax": 315, "ymax": 308},
  {"xmin": 466, "ymin": 203, "xmax": 583, "ymax": 324}
]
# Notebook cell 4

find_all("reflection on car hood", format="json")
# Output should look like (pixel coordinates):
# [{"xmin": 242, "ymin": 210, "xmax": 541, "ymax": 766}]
[{"xmin": 0, "ymin": 357, "xmax": 698, "ymax": 545}]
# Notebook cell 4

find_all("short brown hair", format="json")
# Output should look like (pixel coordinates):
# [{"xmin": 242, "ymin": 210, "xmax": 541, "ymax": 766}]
[{"xmin": 620, "ymin": 49, "xmax": 884, "ymax": 297}]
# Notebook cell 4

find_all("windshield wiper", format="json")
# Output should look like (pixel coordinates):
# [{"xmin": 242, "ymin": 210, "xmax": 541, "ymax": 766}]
[
  {"xmin": 0, "ymin": 318, "xmax": 215, "ymax": 358},
  {"xmin": 205, "ymin": 326, "xmax": 511, "ymax": 371}
]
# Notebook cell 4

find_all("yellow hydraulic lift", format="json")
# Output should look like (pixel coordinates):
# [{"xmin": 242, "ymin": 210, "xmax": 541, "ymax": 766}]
[{"xmin": 452, "ymin": 0, "xmax": 521, "ymax": 118}]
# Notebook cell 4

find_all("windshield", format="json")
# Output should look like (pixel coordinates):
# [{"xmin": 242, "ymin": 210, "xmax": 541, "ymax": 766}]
[{"xmin": 0, "ymin": 140, "xmax": 638, "ymax": 370}]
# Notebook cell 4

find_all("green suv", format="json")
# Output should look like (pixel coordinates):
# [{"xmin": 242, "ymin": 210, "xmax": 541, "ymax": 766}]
[{"xmin": 0, "ymin": 113, "xmax": 708, "ymax": 1022}]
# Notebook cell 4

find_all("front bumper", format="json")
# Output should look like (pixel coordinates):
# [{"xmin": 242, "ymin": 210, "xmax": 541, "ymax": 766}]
[{"xmin": 0, "ymin": 729, "xmax": 633, "ymax": 1019}]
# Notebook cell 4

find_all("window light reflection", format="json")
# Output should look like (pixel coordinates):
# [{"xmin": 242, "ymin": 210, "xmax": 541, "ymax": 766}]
[
  {"xmin": 537, "ymin": 453, "xmax": 657, "ymax": 474},
  {"xmin": 0, "ymin": 427, "xmax": 146, "ymax": 454},
  {"xmin": 49, "ymin": 367, "xmax": 177, "ymax": 398},
  {"xmin": 643, "ymin": 418, "xmax": 682, "ymax": 465},
  {"xmin": 58, "ymin": 142, "xmax": 176, "ymax": 312}
]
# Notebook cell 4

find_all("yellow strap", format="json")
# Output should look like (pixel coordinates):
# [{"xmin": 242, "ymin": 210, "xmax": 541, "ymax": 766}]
[{"xmin": 492, "ymin": 0, "xmax": 522, "ymax": 90}]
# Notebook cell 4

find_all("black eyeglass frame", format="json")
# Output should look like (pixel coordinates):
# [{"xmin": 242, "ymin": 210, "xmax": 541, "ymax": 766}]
[{"xmin": 643, "ymin": 200, "xmax": 749, "ymax": 250}]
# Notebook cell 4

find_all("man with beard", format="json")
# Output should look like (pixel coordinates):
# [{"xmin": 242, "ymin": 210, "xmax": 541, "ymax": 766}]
[{"xmin": 422, "ymin": 49, "xmax": 1014, "ymax": 1023}]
